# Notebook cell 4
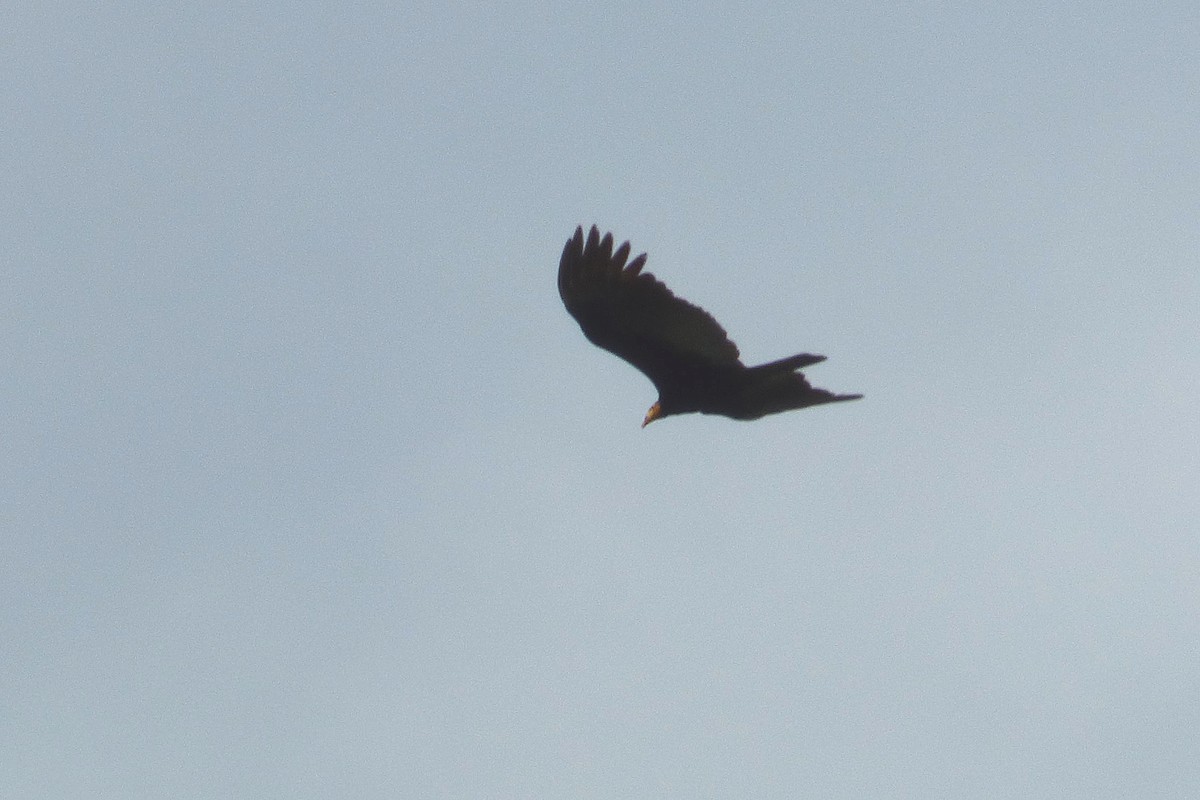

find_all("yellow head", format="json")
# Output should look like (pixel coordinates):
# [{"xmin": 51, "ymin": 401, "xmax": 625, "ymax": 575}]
[{"xmin": 642, "ymin": 402, "xmax": 663, "ymax": 428}]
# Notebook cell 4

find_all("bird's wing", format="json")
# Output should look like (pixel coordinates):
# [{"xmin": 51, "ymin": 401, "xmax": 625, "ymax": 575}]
[{"xmin": 558, "ymin": 226, "xmax": 742, "ymax": 391}]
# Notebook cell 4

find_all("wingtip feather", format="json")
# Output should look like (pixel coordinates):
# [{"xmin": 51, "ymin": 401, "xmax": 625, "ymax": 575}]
[{"xmin": 612, "ymin": 241, "xmax": 631, "ymax": 267}]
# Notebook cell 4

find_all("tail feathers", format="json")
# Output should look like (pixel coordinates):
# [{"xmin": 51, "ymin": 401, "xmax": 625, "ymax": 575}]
[
  {"xmin": 785, "ymin": 387, "xmax": 863, "ymax": 413},
  {"xmin": 756, "ymin": 353, "xmax": 826, "ymax": 372},
  {"xmin": 739, "ymin": 354, "xmax": 860, "ymax": 417}
]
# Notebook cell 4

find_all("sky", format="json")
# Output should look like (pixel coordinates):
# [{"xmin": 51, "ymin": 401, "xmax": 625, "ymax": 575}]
[{"xmin": 3, "ymin": 2, "xmax": 1198, "ymax": 797}]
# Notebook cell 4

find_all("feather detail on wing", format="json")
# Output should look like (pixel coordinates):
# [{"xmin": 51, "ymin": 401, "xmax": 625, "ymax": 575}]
[{"xmin": 558, "ymin": 226, "xmax": 741, "ymax": 390}]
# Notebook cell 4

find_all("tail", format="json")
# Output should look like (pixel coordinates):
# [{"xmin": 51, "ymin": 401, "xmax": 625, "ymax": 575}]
[
  {"xmin": 740, "ymin": 353, "xmax": 861, "ymax": 417},
  {"xmin": 755, "ymin": 353, "xmax": 827, "ymax": 372}
]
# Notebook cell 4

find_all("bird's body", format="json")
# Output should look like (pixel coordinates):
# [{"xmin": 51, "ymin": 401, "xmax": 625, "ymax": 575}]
[{"xmin": 558, "ymin": 225, "xmax": 861, "ymax": 426}]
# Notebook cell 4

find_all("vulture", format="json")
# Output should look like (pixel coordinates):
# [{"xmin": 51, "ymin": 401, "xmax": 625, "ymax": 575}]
[{"xmin": 558, "ymin": 225, "xmax": 862, "ymax": 427}]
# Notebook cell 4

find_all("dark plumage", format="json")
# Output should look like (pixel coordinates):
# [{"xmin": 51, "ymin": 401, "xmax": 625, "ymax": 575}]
[{"xmin": 558, "ymin": 225, "xmax": 862, "ymax": 426}]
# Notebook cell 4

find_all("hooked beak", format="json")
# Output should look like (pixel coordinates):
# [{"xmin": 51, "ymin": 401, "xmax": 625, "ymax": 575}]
[{"xmin": 641, "ymin": 402, "xmax": 662, "ymax": 428}]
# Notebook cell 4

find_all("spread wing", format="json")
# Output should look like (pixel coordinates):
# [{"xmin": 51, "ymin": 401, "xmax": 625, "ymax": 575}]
[{"xmin": 558, "ymin": 225, "xmax": 742, "ymax": 392}]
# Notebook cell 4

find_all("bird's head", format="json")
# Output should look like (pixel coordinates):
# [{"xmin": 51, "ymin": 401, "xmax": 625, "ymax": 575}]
[{"xmin": 642, "ymin": 401, "xmax": 663, "ymax": 428}]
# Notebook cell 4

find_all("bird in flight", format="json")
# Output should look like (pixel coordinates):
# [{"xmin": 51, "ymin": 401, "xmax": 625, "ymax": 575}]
[{"xmin": 558, "ymin": 225, "xmax": 862, "ymax": 427}]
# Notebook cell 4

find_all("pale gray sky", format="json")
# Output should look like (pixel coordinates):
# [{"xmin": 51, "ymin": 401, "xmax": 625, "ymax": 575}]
[{"xmin": 4, "ymin": 3, "xmax": 1198, "ymax": 797}]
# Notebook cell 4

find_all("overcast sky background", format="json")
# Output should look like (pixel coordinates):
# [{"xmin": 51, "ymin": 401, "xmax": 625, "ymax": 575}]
[{"xmin": 4, "ymin": 3, "xmax": 1198, "ymax": 798}]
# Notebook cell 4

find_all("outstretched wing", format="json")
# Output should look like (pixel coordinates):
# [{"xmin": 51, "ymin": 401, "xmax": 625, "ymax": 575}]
[{"xmin": 558, "ymin": 226, "xmax": 742, "ymax": 391}]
